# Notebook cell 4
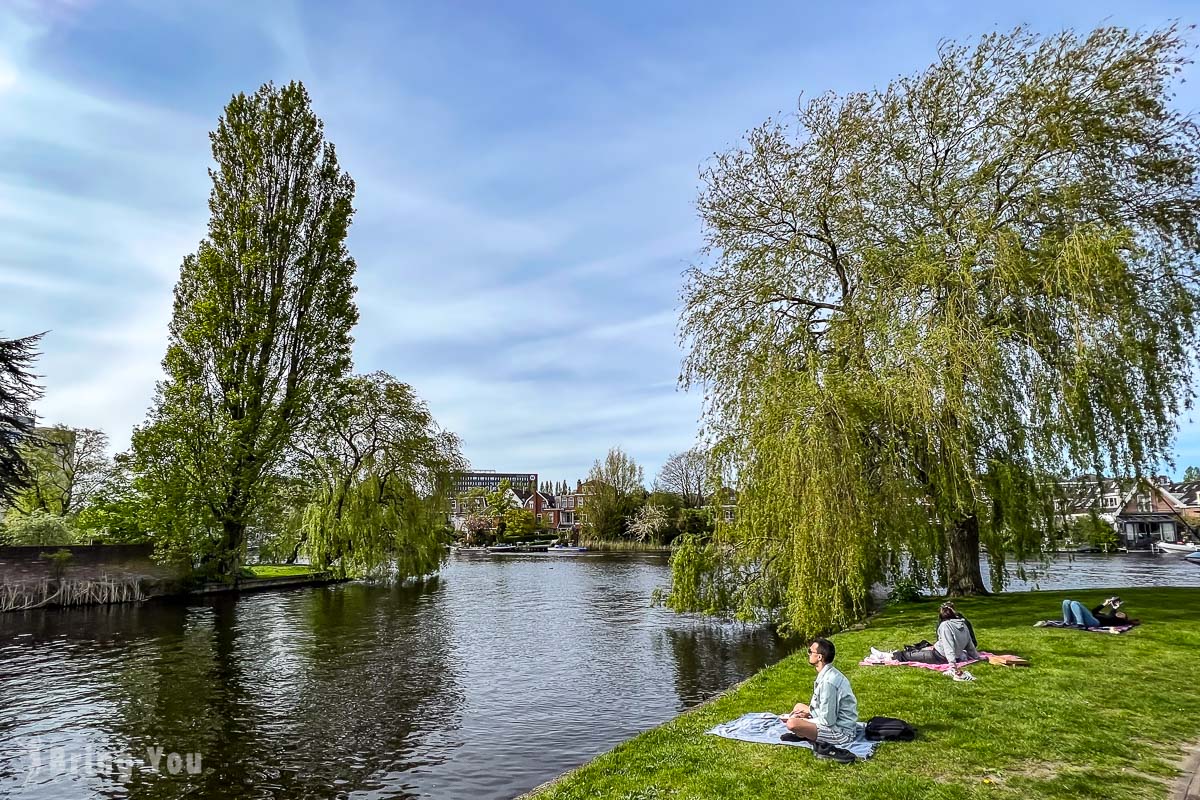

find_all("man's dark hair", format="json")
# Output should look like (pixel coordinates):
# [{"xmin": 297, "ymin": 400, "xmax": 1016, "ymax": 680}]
[{"xmin": 811, "ymin": 637, "xmax": 835, "ymax": 663}]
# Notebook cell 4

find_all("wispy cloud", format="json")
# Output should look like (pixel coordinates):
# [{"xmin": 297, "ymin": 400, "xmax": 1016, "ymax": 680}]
[{"xmin": 3, "ymin": 0, "xmax": 1199, "ymax": 483}]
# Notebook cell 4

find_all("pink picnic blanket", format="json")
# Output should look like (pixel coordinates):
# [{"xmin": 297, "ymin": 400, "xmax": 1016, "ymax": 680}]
[{"xmin": 858, "ymin": 652, "xmax": 994, "ymax": 671}]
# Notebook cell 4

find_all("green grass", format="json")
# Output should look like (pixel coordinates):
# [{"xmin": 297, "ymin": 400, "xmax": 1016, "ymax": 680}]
[
  {"xmin": 244, "ymin": 564, "xmax": 325, "ymax": 579},
  {"xmin": 524, "ymin": 587, "xmax": 1200, "ymax": 800}
]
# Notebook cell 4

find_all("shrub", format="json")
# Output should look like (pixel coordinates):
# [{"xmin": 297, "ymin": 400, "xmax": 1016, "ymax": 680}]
[
  {"xmin": 3, "ymin": 510, "xmax": 77, "ymax": 546},
  {"xmin": 889, "ymin": 574, "xmax": 925, "ymax": 604}
]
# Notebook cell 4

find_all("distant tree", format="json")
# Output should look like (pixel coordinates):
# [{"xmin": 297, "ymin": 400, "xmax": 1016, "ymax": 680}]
[
  {"xmin": 73, "ymin": 454, "xmax": 152, "ymax": 544},
  {"xmin": 501, "ymin": 508, "xmax": 538, "ymax": 540},
  {"xmin": 670, "ymin": 26, "xmax": 1200, "ymax": 637},
  {"xmin": 628, "ymin": 503, "xmax": 670, "ymax": 543},
  {"xmin": 18, "ymin": 426, "xmax": 111, "ymax": 516},
  {"xmin": 295, "ymin": 372, "xmax": 464, "ymax": 577},
  {"xmin": 1184, "ymin": 466, "xmax": 1200, "ymax": 482},
  {"xmin": 0, "ymin": 333, "xmax": 43, "ymax": 508},
  {"xmin": 584, "ymin": 447, "xmax": 645, "ymax": 539},
  {"xmin": 1065, "ymin": 513, "xmax": 1120, "ymax": 552},
  {"xmin": 131, "ymin": 81, "xmax": 359, "ymax": 577},
  {"xmin": 654, "ymin": 448, "xmax": 709, "ymax": 508},
  {"xmin": 2, "ymin": 509, "xmax": 75, "ymax": 546}
]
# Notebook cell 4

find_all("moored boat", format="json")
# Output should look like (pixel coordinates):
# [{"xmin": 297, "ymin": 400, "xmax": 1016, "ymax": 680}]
[
  {"xmin": 1187, "ymin": 551, "xmax": 1200, "ymax": 564},
  {"xmin": 547, "ymin": 545, "xmax": 588, "ymax": 553},
  {"xmin": 487, "ymin": 544, "xmax": 518, "ymax": 553},
  {"xmin": 1154, "ymin": 541, "xmax": 1200, "ymax": 554}
]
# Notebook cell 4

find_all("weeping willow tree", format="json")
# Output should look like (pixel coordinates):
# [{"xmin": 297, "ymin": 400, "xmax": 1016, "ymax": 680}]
[
  {"xmin": 292, "ymin": 371, "xmax": 465, "ymax": 578},
  {"xmin": 667, "ymin": 26, "xmax": 1200, "ymax": 638}
]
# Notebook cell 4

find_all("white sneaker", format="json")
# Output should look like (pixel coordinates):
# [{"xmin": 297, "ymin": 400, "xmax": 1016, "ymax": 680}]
[
  {"xmin": 950, "ymin": 669, "xmax": 975, "ymax": 682},
  {"xmin": 869, "ymin": 647, "xmax": 891, "ymax": 662}
]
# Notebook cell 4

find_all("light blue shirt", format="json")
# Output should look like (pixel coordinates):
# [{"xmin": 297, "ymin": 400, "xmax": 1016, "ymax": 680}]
[{"xmin": 810, "ymin": 664, "xmax": 858, "ymax": 737}]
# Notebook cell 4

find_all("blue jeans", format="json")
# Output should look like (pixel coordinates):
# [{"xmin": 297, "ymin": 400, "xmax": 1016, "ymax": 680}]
[{"xmin": 1062, "ymin": 600, "xmax": 1099, "ymax": 627}]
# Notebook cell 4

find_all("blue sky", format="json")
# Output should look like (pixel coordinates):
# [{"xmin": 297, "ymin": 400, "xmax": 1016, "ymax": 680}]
[{"xmin": 2, "ymin": 0, "xmax": 1199, "ymax": 483}]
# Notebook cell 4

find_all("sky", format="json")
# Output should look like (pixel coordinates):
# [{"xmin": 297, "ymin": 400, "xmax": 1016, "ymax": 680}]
[{"xmin": 2, "ymin": 0, "xmax": 1199, "ymax": 484}]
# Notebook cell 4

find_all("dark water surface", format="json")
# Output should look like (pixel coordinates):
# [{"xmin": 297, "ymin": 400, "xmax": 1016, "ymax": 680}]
[
  {"xmin": 0, "ymin": 551, "xmax": 1196, "ymax": 799},
  {"xmin": 0, "ymin": 553, "xmax": 789, "ymax": 800}
]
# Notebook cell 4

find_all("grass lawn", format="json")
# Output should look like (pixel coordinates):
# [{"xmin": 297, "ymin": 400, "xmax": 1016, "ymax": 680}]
[
  {"xmin": 244, "ymin": 564, "xmax": 325, "ymax": 579},
  {"xmin": 525, "ymin": 587, "xmax": 1200, "ymax": 800}
]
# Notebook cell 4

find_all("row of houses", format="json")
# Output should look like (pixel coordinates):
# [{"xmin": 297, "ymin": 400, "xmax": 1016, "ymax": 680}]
[
  {"xmin": 447, "ymin": 470, "xmax": 738, "ymax": 533},
  {"xmin": 1056, "ymin": 475, "xmax": 1200, "ymax": 549},
  {"xmin": 448, "ymin": 471, "xmax": 592, "ymax": 532}
]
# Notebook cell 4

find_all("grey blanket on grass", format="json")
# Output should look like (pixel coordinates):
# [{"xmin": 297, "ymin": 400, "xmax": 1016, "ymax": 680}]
[{"xmin": 706, "ymin": 713, "xmax": 881, "ymax": 759}]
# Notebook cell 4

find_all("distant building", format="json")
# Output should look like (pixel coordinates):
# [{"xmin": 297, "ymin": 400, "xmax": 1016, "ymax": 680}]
[
  {"xmin": 452, "ymin": 470, "xmax": 537, "ymax": 497},
  {"xmin": 1054, "ymin": 474, "xmax": 1200, "ymax": 549}
]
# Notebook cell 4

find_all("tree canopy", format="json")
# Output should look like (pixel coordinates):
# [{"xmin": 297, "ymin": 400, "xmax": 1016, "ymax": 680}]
[
  {"xmin": 131, "ymin": 81, "xmax": 359, "ymax": 577},
  {"xmin": 294, "ymin": 371, "xmax": 464, "ymax": 577},
  {"xmin": 583, "ymin": 447, "xmax": 645, "ymax": 539},
  {"xmin": 668, "ymin": 26, "xmax": 1200, "ymax": 637},
  {"xmin": 0, "ymin": 333, "xmax": 42, "ymax": 509}
]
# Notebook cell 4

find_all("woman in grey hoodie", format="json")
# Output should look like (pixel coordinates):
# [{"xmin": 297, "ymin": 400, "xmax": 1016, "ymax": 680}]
[{"xmin": 871, "ymin": 603, "xmax": 980, "ymax": 678}]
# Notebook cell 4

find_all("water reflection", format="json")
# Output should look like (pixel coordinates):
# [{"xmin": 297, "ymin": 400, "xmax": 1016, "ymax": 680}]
[{"xmin": 0, "ymin": 554, "xmax": 790, "ymax": 800}]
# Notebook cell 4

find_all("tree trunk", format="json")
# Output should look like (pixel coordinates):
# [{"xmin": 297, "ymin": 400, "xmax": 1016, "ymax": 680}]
[
  {"xmin": 219, "ymin": 518, "xmax": 246, "ymax": 582},
  {"xmin": 946, "ymin": 514, "xmax": 989, "ymax": 596},
  {"xmin": 286, "ymin": 532, "xmax": 306, "ymax": 565}
]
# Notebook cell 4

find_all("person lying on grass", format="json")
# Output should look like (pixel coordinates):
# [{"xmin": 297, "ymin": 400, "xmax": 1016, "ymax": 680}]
[
  {"xmin": 779, "ymin": 637, "xmax": 859, "ymax": 748},
  {"xmin": 1057, "ymin": 596, "xmax": 1139, "ymax": 627},
  {"xmin": 869, "ymin": 602, "xmax": 980, "ymax": 680}
]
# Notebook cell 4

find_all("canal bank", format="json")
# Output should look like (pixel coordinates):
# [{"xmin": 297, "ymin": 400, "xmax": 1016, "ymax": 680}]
[
  {"xmin": 0, "ymin": 544, "xmax": 346, "ymax": 611},
  {"xmin": 521, "ymin": 586, "xmax": 1200, "ymax": 800}
]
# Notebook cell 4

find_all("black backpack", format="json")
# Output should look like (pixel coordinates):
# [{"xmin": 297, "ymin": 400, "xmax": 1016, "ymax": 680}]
[{"xmin": 865, "ymin": 716, "xmax": 916, "ymax": 741}]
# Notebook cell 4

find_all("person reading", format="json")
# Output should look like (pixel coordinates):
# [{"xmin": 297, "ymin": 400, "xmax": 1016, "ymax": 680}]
[{"xmin": 1058, "ymin": 596, "xmax": 1137, "ymax": 627}]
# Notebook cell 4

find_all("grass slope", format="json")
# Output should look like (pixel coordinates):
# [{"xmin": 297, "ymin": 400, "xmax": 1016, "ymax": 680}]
[
  {"xmin": 244, "ymin": 564, "xmax": 325, "ymax": 579},
  {"xmin": 526, "ymin": 587, "xmax": 1200, "ymax": 800}
]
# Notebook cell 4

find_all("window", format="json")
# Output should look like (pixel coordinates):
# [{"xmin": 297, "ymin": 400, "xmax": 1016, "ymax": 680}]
[{"xmin": 1137, "ymin": 494, "xmax": 1151, "ymax": 513}]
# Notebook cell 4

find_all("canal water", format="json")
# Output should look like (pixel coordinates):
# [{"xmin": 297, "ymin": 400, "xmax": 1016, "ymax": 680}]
[{"xmin": 0, "ymin": 551, "xmax": 1196, "ymax": 800}]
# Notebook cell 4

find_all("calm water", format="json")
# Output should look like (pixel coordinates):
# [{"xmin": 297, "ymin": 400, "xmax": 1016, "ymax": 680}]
[
  {"xmin": 0, "ymin": 553, "xmax": 789, "ymax": 800},
  {"xmin": 0, "ymin": 551, "xmax": 1196, "ymax": 800}
]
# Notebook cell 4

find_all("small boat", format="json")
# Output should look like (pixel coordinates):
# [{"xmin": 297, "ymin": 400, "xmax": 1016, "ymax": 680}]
[
  {"xmin": 487, "ymin": 544, "xmax": 517, "ymax": 553},
  {"xmin": 451, "ymin": 546, "xmax": 491, "ymax": 554},
  {"xmin": 547, "ymin": 545, "xmax": 588, "ymax": 553},
  {"xmin": 1187, "ymin": 551, "xmax": 1200, "ymax": 564},
  {"xmin": 1154, "ymin": 541, "xmax": 1200, "ymax": 554}
]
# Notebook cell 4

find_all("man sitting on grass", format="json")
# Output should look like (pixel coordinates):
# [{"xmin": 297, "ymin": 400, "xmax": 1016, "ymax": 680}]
[{"xmin": 780, "ymin": 638, "xmax": 859, "ymax": 759}]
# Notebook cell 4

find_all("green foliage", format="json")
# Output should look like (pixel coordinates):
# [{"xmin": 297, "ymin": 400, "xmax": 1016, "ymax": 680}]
[
  {"xmin": 1184, "ymin": 466, "xmax": 1200, "ymax": 482},
  {"xmin": 0, "ymin": 332, "xmax": 42, "ymax": 509},
  {"xmin": 130, "ymin": 80, "xmax": 359, "ymax": 578},
  {"xmin": 297, "ymin": 372, "xmax": 464, "ymax": 578},
  {"xmin": 670, "ymin": 26, "xmax": 1200, "ymax": 638},
  {"xmin": 72, "ymin": 455, "xmax": 151, "ymax": 544},
  {"xmin": 3, "ymin": 509, "xmax": 76, "ymax": 546},
  {"xmin": 888, "ymin": 574, "xmax": 925, "ymax": 604},
  {"xmin": 1065, "ymin": 514, "xmax": 1119, "ymax": 552},
  {"xmin": 500, "ymin": 508, "xmax": 538, "ymax": 541},
  {"xmin": 15, "ymin": 425, "xmax": 111, "ymax": 517},
  {"xmin": 583, "ymin": 447, "xmax": 646, "ymax": 539}
]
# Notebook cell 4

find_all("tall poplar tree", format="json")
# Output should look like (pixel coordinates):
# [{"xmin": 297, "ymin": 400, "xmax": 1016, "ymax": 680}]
[
  {"xmin": 669, "ymin": 27, "xmax": 1200, "ymax": 637},
  {"xmin": 133, "ymin": 81, "xmax": 358, "ymax": 577}
]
